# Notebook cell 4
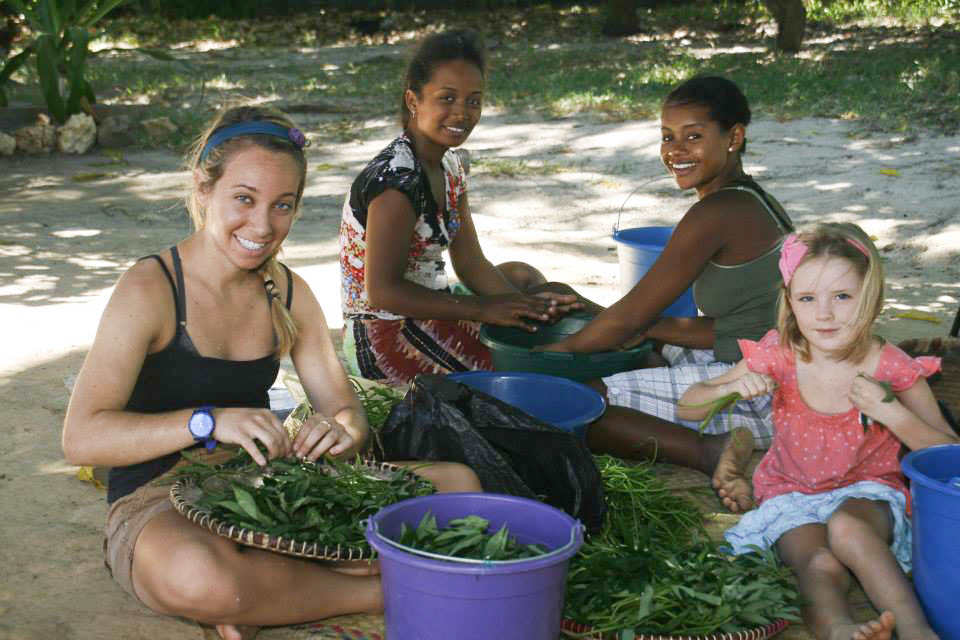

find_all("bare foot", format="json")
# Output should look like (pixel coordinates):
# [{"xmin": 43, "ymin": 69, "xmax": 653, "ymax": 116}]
[
  {"xmin": 710, "ymin": 427, "xmax": 755, "ymax": 513},
  {"xmin": 834, "ymin": 611, "xmax": 895, "ymax": 640},
  {"xmin": 215, "ymin": 624, "xmax": 261, "ymax": 640}
]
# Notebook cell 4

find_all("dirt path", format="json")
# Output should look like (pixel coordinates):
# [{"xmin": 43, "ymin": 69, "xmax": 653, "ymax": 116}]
[{"xmin": 1, "ymin": 110, "xmax": 958, "ymax": 638}]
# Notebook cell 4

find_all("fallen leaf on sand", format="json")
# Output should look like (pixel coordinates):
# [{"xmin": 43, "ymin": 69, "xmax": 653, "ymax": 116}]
[
  {"xmin": 71, "ymin": 172, "xmax": 112, "ymax": 182},
  {"xmin": 75, "ymin": 466, "xmax": 105, "ymax": 489},
  {"xmin": 892, "ymin": 310, "xmax": 942, "ymax": 324}
]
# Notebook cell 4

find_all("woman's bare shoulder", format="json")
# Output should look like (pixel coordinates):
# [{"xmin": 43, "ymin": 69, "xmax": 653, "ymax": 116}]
[
  {"xmin": 106, "ymin": 255, "xmax": 178, "ymax": 326},
  {"xmin": 686, "ymin": 187, "xmax": 767, "ymax": 221}
]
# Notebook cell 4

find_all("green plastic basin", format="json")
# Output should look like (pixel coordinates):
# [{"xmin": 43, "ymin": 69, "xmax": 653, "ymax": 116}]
[{"xmin": 479, "ymin": 313, "xmax": 652, "ymax": 382}]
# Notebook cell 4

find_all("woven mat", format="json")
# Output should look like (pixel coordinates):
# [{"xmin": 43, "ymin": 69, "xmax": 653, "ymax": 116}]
[{"xmin": 253, "ymin": 613, "xmax": 386, "ymax": 639}]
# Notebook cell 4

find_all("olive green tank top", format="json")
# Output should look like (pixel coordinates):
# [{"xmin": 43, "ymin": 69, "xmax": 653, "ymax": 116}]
[{"xmin": 692, "ymin": 178, "xmax": 793, "ymax": 363}]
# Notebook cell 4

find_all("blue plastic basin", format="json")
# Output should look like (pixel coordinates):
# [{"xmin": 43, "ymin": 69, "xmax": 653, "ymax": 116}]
[
  {"xmin": 447, "ymin": 371, "xmax": 606, "ymax": 438},
  {"xmin": 901, "ymin": 444, "xmax": 960, "ymax": 639}
]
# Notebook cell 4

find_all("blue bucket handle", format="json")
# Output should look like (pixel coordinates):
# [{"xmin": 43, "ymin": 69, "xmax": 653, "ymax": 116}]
[
  {"xmin": 612, "ymin": 175, "xmax": 672, "ymax": 235},
  {"xmin": 367, "ymin": 517, "xmax": 584, "ymax": 566}
]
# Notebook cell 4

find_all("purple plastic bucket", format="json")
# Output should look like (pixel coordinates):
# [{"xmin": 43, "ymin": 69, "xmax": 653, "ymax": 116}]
[
  {"xmin": 901, "ymin": 444, "xmax": 960, "ymax": 639},
  {"xmin": 365, "ymin": 492, "xmax": 583, "ymax": 640}
]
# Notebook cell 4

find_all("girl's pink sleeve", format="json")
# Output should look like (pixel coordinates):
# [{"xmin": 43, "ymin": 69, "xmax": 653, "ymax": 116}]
[
  {"xmin": 880, "ymin": 345, "xmax": 942, "ymax": 392},
  {"xmin": 737, "ymin": 329, "xmax": 782, "ymax": 377}
]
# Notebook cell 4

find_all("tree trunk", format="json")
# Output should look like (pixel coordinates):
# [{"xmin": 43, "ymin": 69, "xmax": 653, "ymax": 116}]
[
  {"xmin": 603, "ymin": 0, "xmax": 640, "ymax": 37},
  {"xmin": 763, "ymin": 0, "xmax": 806, "ymax": 52}
]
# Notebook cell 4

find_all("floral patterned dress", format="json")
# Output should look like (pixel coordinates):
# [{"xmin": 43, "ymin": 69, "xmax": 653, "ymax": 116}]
[{"xmin": 339, "ymin": 133, "xmax": 493, "ymax": 385}]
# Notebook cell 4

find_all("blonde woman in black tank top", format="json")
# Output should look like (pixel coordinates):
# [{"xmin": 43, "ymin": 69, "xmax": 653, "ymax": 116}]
[{"xmin": 62, "ymin": 105, "xmax": 481, "ymax": 640}]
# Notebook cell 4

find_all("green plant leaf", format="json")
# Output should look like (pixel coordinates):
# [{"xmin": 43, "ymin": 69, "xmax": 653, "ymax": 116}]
[
  {"xmin": 482, "ymin": 524, "xmax": 509, "ymax": 559},
  {"xmin": 233, "ymin": 486, "xmax": 261, "ymax": 521},
  {"xmin": 0, "ymin": 47, "xmax": 34, "ymax": 108},
  {"xmin": 64, "ymin": 26, "xmax": 92, "ymax": 115},
  {"xmin": 42, "ymin": 0, "xmax": 62, "ymax": 37},
  {"xmin": 0, "ymin": 47, "xmax": 33, "ymax": 85},
  {"xmin": 35, "ymin": 34, "xmax": 66, "ymax": 123},
  {"xmin": 60, "ymin": 0, "xmax": 78, "ymax": 25},
  {"xmin": 78, "ymin": 0, "xmax": 130, "ymax": 29}
]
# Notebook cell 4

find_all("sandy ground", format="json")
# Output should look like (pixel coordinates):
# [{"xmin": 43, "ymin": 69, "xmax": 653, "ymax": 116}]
[{"xmin": 1, "ymin": 111, "xmax": 959, "ymax": 639}]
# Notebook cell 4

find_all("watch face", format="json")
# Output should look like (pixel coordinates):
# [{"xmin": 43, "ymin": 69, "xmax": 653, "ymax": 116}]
[{"xmin": 189, "ymin": 410, "xmax": 215, "ymax": 438}]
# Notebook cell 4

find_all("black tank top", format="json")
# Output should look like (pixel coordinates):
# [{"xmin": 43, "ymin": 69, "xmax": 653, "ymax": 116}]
[{"xmin": 107, "ymin": 246, "xmax": 293, "ymax": 503}]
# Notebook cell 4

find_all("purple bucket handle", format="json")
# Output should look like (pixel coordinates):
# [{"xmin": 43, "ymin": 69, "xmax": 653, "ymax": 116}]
[{"xmin": 367, "ymin": 516, "xmax": 584, "ymax": 566}]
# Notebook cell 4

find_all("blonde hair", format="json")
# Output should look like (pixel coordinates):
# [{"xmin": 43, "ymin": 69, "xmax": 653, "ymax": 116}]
[
  {"xmin": 185, "ymin": 104, "xmax": 307, "ymax": 358},
  {"xmin": 777, "ymin": 222, "xmax": 884, "ymax": 363}
]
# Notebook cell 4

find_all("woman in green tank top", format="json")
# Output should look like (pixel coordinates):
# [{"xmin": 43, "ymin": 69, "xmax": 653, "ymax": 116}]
[{"xmin": 545, "ymin": 76, "xmax": 793, "ymax": 513}]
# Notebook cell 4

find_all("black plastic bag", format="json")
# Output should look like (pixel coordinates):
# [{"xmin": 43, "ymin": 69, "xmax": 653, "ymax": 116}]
[{"xmin": 375, "ymin": 374, "xmax": 606, "ymax": 533}]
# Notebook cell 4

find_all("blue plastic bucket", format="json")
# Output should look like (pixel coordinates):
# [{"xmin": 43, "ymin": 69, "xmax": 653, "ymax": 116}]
[
  {"xmin": 447, "ymin": 371, "xmax": 606, "ymax": 439},
  {"xmin": 901, "ymin": 444, "xmax": 960, "ymax": 639},
  {"xmin": 611, "ymin": 226, "xmax": 698, "ymax": 317},
  {"xmin": 366, "ymin": 493, "xmax": 583, "ymax": 640}
]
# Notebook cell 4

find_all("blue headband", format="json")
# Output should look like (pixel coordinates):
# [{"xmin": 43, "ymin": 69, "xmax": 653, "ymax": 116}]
[{"xmin": 199, "ymin": 121, "xmax": 307, "ymax": 163}]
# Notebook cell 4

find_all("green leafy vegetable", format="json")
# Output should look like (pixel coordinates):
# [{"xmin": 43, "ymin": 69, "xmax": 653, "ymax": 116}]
[
  {"xmin": 679, "ymin": 392, "xmax": 743, "ymax": 434},
  {"xmin": 856, "ymin": 373, "xmax": 896, "ymax": 402},
  {"xmin": 177, "ymin": 450, "xmax": 434, "ymax": 551},
  {"xmin": 396, "ymin": 512, "xmax": 548, "ymax": 561},
  {"xmin": 563, "ymin": 456, "xmax": 802, "ymax": 637}
]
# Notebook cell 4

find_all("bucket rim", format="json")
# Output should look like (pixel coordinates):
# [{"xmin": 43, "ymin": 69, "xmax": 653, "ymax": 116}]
[
  {"xmin": 365, "ymin": 492, "xmax": 584, "ymax": 573},
  {"xmin": 611, "ymin": 225, "xmax": 675, "ymax": 248},
  {"xmin": 478, "ymin": 326, "xmax": 652, "ymax": 359},
  {"xmin": 369, "ymin": 518, "xmax": 582, "ymax": 566},
  {"xmin": 446, "ymin": 371, "xmax": 607, "ymax": 429},
  {"xmin": 902, "ymin": 443, "xmax": 960, "ymax": 497}
]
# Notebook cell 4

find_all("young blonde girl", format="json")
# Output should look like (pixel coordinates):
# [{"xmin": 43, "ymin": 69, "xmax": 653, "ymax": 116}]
[{"xmin": 679, "ymin": 222, "xmax": 956, "ymax": 640}]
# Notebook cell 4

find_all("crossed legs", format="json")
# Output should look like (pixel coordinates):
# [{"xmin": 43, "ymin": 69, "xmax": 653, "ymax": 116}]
[{"xmin": 132, "ymin": 462, "xmax": 480, "ymax": 640}]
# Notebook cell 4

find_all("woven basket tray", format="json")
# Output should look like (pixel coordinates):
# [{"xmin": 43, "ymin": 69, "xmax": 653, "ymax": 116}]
[
  {"xmin": 561, "ymin": 618, "xmax": 790, "ymax": 640},
  {"xmin": 170, "ymin": 459, "xmax": 419, "ymax": 561}
]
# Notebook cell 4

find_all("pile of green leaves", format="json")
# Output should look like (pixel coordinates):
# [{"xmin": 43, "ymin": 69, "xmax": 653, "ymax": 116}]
[
  {"xmin": 565, "ymin": 543, "xmax": 800, "ymax": 637},
  {"xmin": 396, "ymin": 512, "xmax": 547, "ymax": 562},
  {"xmin": 592, "ymin": 455, "xmax": 703, "ymax": 551},
  {"xmin": 179, "ymin": 450, "xmax": 433, "ymax": 551},
  {"xmin": 563, "ymin": 456, "xmax": 801, "ymax": 637},
  {"xmin": 350, "ymin": 377, "xmax": 404, "ymax": 430}
]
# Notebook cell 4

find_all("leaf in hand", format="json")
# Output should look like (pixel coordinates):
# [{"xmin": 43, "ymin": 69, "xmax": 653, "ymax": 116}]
[{"xmin": 857, "ymin": 373, "xmax": 895, "ymax": 402}]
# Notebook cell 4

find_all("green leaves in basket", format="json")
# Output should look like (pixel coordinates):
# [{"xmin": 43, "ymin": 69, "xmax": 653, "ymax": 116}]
[
  {"xmin": 396, "ymin": 512, "xmax": 548, "ymax": 561},
  {"xmin": 181, "ymin": 450, "xmax": 434, "ymax": 550}
]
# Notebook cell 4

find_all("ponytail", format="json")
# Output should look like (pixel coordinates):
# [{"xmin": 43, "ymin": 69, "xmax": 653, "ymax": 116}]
[{"xmin": 260, "ymin": 257, "xmax": 298, "ymax": 359}]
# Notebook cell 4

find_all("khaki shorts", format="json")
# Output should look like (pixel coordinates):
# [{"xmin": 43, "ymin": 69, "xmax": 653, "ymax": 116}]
[
  {"xmin": 103, "ymin": 482, "xmax": 176, "ymax": 604},
  {"xmin": 103, "ymin": 449, "xmax": 234, "ymax": 603}
]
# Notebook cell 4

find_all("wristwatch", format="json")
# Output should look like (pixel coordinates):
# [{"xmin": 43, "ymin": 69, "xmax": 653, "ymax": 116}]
[{"xmin": 188, "ymin": 406, "xmax": 217, "ymax": 451}]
